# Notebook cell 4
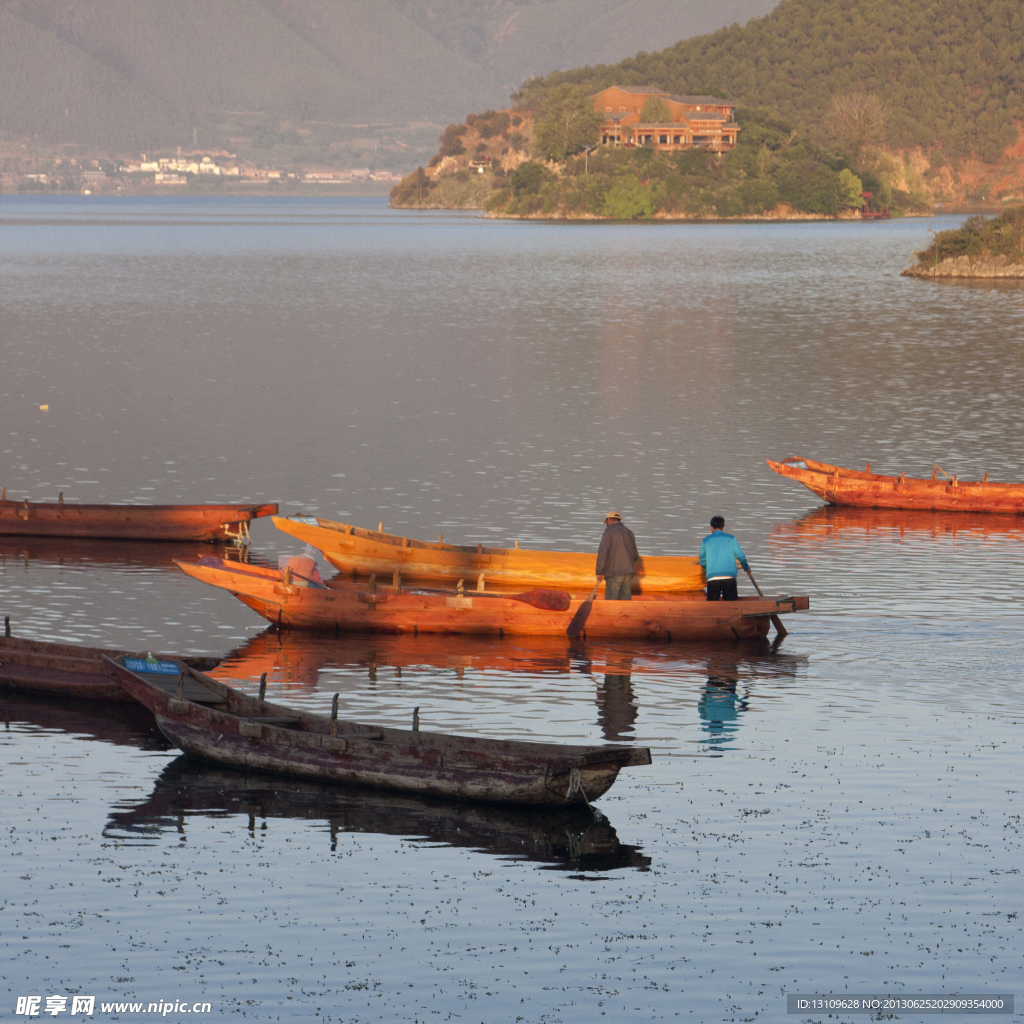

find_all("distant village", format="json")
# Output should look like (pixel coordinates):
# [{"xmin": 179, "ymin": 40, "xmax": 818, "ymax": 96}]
[{"xmin": 3, "ymin": 151, "xmax": 402, "ymax": 192}]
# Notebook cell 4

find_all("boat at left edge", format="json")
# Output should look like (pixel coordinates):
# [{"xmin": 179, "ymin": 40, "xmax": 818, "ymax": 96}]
[
  {"xmin": 107, "ymin": 654, "xmax": 652, "ymax": 806},
  {"xmin": 0, "ymin": 494, "xmax": 278, "ymax": 541}
]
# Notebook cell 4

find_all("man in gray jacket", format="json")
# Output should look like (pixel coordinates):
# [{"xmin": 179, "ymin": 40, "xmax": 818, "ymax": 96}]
[{"xmin": 595, "ymin": 511, "xmax": 640, "ymax": 600}]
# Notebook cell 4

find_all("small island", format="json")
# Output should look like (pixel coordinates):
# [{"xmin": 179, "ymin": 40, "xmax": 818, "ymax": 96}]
[
  {"xmin": 902, "ymin": 206, "xmax": 1024, "ymax": 278},
  {"xmin": 391, "ymin": 85, "xmax": 927, "ymax": 222}
]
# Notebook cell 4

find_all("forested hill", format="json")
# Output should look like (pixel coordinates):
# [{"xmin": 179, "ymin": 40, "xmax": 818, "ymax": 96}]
[{"xmin": 516, "ymin": 0, "xmax": 1024, "ymax": 165}]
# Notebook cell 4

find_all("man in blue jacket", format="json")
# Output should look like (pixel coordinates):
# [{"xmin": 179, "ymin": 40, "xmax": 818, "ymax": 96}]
[{"xmin": 699, "ymin": 516, "xmax": 750, "ymax": 601}]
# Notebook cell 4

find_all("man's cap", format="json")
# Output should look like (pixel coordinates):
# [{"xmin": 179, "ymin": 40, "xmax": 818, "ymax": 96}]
[{"xmin": 605, "ymin": 511, "xmax": 622, "ymax": 521}]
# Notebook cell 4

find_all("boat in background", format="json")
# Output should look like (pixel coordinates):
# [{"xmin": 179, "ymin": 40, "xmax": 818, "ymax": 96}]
[
  {"xmin": 273, "ymin": 516, "xmax": 705, "ymax": 593},
  {"xmin": 0, "ymin": 494, "xmax": 278, "ymax": 541},
  {"xmin": 0, "ymin": 635, "xmax": 220, "ymax": 702},
  {"xmin": 106, "ymin": 757, "xmax": 651, "ymax": 872},
  {"xmin": 176, "ymin": 556, "xmax": 806, "ymax": 641},
  {"xmin": 110, "ymin": 655, "xmax": 653, "ymax": 805},
  {"xmin": 767, "ymin": 457, "xmax": 1024, "ymax": 513}
]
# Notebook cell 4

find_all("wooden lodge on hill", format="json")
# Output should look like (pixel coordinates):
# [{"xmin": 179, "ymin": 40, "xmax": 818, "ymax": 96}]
[{"xmin": 592, "ymin": 86, "xmax": 739, "ymax": 153}]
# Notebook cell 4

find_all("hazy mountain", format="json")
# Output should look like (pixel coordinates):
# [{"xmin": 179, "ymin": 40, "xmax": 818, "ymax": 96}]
[{"xmin": 0, "ymin": 0, "xmax": 775, "ymax": 159}]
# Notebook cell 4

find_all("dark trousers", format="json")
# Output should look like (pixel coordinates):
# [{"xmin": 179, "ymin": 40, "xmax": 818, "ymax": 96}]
[
  {"xmin": 706, "ymin": 577, "xmax": 738, "ymax": 601},
  {"xmin": 603, "ymin": 574, "xmax": 633, "ymax": 600}
]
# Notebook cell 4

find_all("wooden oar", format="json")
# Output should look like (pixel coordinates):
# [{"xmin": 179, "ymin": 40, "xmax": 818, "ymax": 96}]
[
  {"xmin": 281, "ymin": 568, "xmax": 330, "ymax": 590},
  {"xmin": 746, "ymin": 570, "xmax": 788, "ymax": 638},
  {"xmin": 566, "ymin": 581, "xmax": 601, "ymax": 639},
  {"xmin": 409, "ymin": 586, "xmax": 571, "ymax": 612}
]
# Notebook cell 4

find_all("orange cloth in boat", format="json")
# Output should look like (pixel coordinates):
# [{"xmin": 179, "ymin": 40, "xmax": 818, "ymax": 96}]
[{"xmin": 281, "ymin": 555, "xmax": 323, "ymax": 587}]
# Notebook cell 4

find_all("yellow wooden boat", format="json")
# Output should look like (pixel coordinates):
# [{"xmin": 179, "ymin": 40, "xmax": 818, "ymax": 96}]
[{"xmin": 273, "ymin": 516, "xmax": 705, "ymax": 593}]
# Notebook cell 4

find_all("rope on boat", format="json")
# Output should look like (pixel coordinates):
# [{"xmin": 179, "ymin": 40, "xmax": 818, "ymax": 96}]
[{"xmin": 566, "ymin": 766, "xmax": 601, "ymax": 821}]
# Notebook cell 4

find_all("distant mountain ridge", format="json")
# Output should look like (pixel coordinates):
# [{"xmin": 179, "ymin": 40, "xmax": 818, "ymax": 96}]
[{"xmin": 0, "ymin": 0, "xmax": 774, "ymax": 157}]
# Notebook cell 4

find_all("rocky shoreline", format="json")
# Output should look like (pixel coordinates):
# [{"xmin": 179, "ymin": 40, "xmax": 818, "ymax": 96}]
[{"xmin": 902, "ymin": 254, "xmax": 1024, "ymax": 278}]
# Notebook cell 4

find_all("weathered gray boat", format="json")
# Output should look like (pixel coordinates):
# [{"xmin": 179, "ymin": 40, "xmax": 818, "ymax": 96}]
[{"xmin": 108, "ymin": 656, "xmax": 652, "ymax": 806}]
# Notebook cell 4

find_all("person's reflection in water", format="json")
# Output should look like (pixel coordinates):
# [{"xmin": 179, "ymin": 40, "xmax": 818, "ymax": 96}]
[
  {"xmin": 698, "ymin": 665, "xmax": 749, "ymax": 755},
  {"xmin": 596, "ymin": 654, "xmax": 636, "ymax": 741}
]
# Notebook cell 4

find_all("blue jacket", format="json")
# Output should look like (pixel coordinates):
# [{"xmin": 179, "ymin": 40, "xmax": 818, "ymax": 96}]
[{"xmin": 699, "ymin": 530, "xmax": 749, "ymax": 579}]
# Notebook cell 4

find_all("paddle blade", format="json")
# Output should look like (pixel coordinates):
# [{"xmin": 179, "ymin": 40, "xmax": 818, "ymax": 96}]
[
  {"xmin": 516, "ymin": 589, "xmax": 571, "ymax": 612},
  {"xmin": 565, "ymin": 598, "xmax": 594, "ymax": 638}
]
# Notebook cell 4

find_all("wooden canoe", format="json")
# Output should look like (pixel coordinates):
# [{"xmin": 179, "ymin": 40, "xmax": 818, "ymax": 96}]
[
  {"xmin": 176, "ymin": 556, "xmax": 808, "ymax": 641},
  {"xmin": 0, "ymin": 496, "xmax": 278, "ymax": 541},
  {"xmin": 273, "ymin": 516, "xmax": 705, "ymax": 593},
  {"xmin": 0, "ymin": 635, "xmax": 220, "ymax": 702},
  {"xmin": 768, "ymin": 456, "xmax": 1024, "ymax": 513},
  {"xmin": 109, "ymin": 656, "xmax": 653, "ymax": 806},
  {"xmin": 106, "ymin": 756, "xmax": 651, "ymax": 871}
]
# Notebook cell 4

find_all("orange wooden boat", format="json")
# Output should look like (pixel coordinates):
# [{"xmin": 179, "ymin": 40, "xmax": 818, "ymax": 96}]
[
  {"xmin": 767, "ymin": 457, "xmax": 1024, "ymax": 513},
  {"xmin": 0, "ymin": 494, "xmax": 278, "ymax": 541},
  {"xmin": 176, "ymin": 556, "xmax": 806, "ymax": 641},
  {"xmin": 272, "ymin": 516, "xmax": 704, "ymax": 593}
]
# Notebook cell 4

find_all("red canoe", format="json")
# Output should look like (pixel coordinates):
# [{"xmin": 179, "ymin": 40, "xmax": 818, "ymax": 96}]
[
  {"xmin": 176, "ymin": 557, "xmax": 807, "ymax": 641},
  {"xmin": 0, "ymin": 495, "xmax": 278, "ymax": 541},
  {"xmin": 767, "ymin": 457, "xmax": 1024, "ymax": 514}
]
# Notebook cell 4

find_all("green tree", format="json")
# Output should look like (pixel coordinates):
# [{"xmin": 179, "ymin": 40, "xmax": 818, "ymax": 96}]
[
  {"xmin": 533, "ymin": 84, "xmax": 601, "ymax": 160},
  {"xmin": 510, "ymin": 161, "xmax": 551, "ymax": 197},
  {"xmin": 838, "ymin": 168, "xmax": 865, "ymax": 208},
  {"xmin": 602, "ymin": 174, "xmax": 654, "ymax": 219},
  {"xmin": 639, "ymin": 96, "xmax": 672, "ymax": 123}
]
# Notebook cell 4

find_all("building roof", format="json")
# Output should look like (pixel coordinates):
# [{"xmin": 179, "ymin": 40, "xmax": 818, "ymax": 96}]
[
  {"xmin": 613, "ymin": 85, "xmax": 671, "ymax": 95},
  {"xmin": 668, "ymin": 94, "xmax": 736, "ymax": 108}
]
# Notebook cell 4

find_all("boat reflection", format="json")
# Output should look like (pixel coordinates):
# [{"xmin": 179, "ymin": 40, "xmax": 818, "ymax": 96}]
[
  {"xmin": 0, "ymin": 692, "xmax": 170, "ymax": 749},
  {"xmin": 215, "ymin": 629, "xmax": 800, "ymax": 692},
  {"xmin": 0, "ymin": 536, "xmax": 253, "ymax": 571},
  {"xmin": 216, "ymin": 631, "xmax": 805, "ymax": 750},
  {"xmin": 106, "ymin": 756, "xmax": 651, "ymax": 873},
  {"xmin": 770, "ymin": 504, "xmax": 1024, "ymax": 544}
]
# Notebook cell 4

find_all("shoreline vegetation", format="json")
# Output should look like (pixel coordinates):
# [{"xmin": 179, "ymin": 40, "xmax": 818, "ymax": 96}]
[{"xmin": 902, "ymin": 206, "xmax": 1024, "ymax": 279}]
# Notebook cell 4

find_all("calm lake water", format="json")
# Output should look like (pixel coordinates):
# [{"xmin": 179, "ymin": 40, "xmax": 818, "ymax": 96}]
[{"xmin": 1, "ymin": 197, "xmax": 1022, "ymax": 1022}]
